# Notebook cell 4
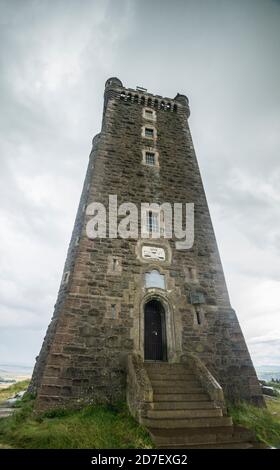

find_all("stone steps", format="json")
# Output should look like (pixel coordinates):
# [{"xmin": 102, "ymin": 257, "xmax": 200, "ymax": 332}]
[
  {"xmin": 158, "ymin": 442, "xmax": 254, "ymax": 449},
  {"xmin": 149, "ymin": 426, "xmax": 256, "ymax": 447},
  {"xmin": 149, "ymin": 369, "xmax": 194, "ymax": 374},
  {"xmin": 152, "ymin": 385, "xmax": 203, "ymax": 394},
  {"xmin": 149, "ymin": 374, "xmax": 197, "ymax": 381},
  {"xmin": 146, "ymin": 408, "xmax": 223, "ymax": 419},
  {"xmin": 153, "ymin": 392, "xmax": 210, "ymax": 401},
  {"xmin": 151, "ymin": 401, "xmax": 216, "ymax": 410},
  {"xmin": 150, "ymin": 379, "xmax": 200, "ymax": 386},
  {"xmin": 142, "ymin": 416, "xmax": 233, "ymax": 429},
  {"xmin": 145, "ymin": 362, "xmax": 188, "ymax": 368},
  {"xmin": 140, "ymin": 362, "xmax": 259, "ymax": 449}
]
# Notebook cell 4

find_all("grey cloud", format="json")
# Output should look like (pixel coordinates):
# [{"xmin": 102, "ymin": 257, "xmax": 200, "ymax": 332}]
[
  {"xmin": 0, "ymin": 0, "xmax": 279, "ymax": 366},
  {"xmin": 247, "ymin": 334, "xmax": 280, "ymax": 367}
]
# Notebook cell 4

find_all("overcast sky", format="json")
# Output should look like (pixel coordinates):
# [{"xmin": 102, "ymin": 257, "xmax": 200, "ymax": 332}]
[{"xmin": 0, "ymin": 0, "xmax": 279, "ymax": 369}]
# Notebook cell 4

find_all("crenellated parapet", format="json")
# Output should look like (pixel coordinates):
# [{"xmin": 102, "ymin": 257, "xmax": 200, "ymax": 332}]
[{"xmin": 103, "ymin": 77, "xmax": 190, "ymax": 120}]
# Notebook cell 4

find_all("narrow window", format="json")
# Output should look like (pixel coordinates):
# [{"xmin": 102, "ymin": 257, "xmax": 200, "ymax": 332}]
[
  {"xmin": 145, "ymin": 152, "xmax": 155, "ymax": 165},
  {"xmin": 143, "ymin": 107, "xmax": 156, "ymax": 121},
  {"xmin": 62, "ymin": 271, "xmax": 70, "ymax": 284},
  {"xmin": 145, "ymin": 109, "xmax": 153, "ymax": 118},
  {"xmin": 111, "ymin": 304, "xmax": 116, "ymax": 319},
  {"xmin": 196, "ymin": 308, "xmax": 202, "ymax": 325},
  {"xmin": 146, "ymin": 210, "xmax": 159, "ymax": 234},
  {"xmin": 145, "ymin": 127, "xmax": 154, "ymax": 138},
  {"xmin": 187, "ymin": 267, "xmax": 196, "ymax": 281},
  {"xmin": 112, "ymin": 258, "xmax": 118, "ymax": 271},
  {"xmin": 190, "ymin": 268, "xmax": 196, "ymax": 280}
]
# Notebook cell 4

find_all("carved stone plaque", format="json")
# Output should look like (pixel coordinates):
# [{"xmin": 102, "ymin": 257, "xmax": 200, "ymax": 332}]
[{"xmin": 142, "ymin": 246, "xmax": 166, "ymax": 261}]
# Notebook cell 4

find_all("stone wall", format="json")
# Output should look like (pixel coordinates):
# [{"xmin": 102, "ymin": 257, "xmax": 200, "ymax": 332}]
[{"xmin": 30, "ymin": 78, "xmax": 263, "ymax": 410}]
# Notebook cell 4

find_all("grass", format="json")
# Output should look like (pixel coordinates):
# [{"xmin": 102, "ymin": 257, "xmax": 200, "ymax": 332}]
[
  {"xmin": 2, "ymin": 381, "xmax": 280, "ymax": 449},
  {"xmin": 0, "ymin": 382, "xmax": 153, "ymax": 449},
  {"xmin": 228, "ymin": 398, "xmax": 280, "ymax": 448},
  {"xmin": 267, "ymin": 381, "xmax": 280, "ymax": 390},
  {"xmin": 0, "ymin": 380, "xmax": 30, "ymax": 402}
]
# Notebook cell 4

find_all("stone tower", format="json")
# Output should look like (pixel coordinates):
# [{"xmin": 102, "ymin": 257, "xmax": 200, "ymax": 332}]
[{"xmin": 29, "ymin": 78, "xmax": 263, "ymax": 411}]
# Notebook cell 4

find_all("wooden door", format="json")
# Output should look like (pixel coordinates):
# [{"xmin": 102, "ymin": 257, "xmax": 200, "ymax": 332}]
[{"xmin": 144, "ymin": 300, "xmax": 166, "ymax": 361}]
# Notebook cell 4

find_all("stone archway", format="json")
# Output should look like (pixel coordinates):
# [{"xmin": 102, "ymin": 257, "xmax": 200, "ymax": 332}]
[{"xmin": 138, "ymin": 292, "xmax": 178, "ymax": 363}]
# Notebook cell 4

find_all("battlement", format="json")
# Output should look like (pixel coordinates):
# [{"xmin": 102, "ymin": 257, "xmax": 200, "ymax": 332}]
[{"xmin": 104, "ymin": 77, "xmax": 190, "ymax": 117}]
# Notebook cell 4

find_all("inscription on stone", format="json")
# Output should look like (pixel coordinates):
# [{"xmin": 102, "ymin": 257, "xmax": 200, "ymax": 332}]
[{"xmin": 142, "ymin": 246, "xmax": 166, "ymax": 261}]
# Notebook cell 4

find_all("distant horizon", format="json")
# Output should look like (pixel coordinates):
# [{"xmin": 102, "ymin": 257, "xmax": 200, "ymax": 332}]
[
  {"xmin": 1, "ymin": 361, "xmax": 279, "ymax": 370},
  {"xmin": 1, "ymin": 361, "xmax": 280, "ymax": 386},
  {"xmin": 0, "ymin": 363, "xmax": 34, "ymax": 369}
]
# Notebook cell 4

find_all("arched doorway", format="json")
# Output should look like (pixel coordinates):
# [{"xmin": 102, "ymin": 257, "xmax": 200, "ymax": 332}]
[{"xmin": 144, "ymin": 299, "xmax": 167, "ymax": 361}]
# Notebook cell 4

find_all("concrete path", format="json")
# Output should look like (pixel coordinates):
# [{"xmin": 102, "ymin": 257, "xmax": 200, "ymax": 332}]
[
  {"xmin": 0, "ymin": 402, "xmax": 14, "ymax": 449},
  {"xmin": 0, "ymin": 402, "xmax": 14, "ymax": 419}
]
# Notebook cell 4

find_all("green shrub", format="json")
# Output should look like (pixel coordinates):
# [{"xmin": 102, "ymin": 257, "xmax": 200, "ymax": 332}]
[{"xmin": 228, "ymin": 398, "xmax": 280, "ymax": 448}]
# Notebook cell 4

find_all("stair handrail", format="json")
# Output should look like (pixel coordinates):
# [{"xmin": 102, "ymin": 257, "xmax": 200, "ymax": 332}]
[
  {"xmin": 180, "ymin": 352, "xmax": 225, "ymax": 409},
  {"xmin": 126, "ymin": 353, "xmax": 153, "ymax": 420}
]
